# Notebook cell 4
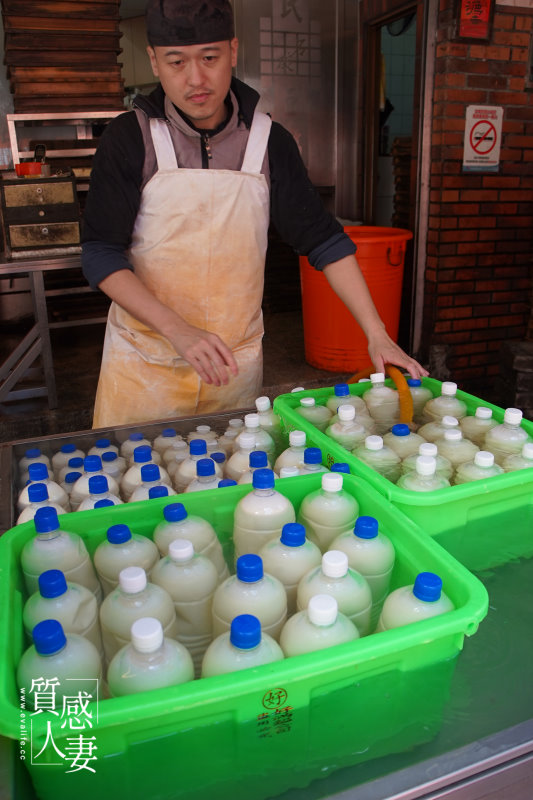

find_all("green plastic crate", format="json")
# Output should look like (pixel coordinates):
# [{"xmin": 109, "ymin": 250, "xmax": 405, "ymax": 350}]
[
  {"xmin": 0, "ymin": 474, "xmax": 487, "ymax": 800},
  {"xmin": 273, "ymin": 378, "xmax": 533, "ymax": 571}
]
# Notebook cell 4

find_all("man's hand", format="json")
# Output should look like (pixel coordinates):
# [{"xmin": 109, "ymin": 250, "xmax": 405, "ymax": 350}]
[{"xmin": 367, "ymin": 327, "xmax": 429, "ymax": 380}]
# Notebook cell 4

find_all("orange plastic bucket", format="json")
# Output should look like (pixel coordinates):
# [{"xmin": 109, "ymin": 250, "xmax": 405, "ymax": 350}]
[{"xmin": 299, "ymin": 226, "xmax": 412, "ymax": 372}]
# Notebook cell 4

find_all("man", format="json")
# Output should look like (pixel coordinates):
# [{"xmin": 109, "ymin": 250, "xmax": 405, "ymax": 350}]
[{"xmin": 82, "ymin": 0, "xmax": 427, "ymax": 428}]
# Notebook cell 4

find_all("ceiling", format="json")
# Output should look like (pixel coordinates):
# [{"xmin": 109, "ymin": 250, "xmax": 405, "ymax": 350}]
[{"xmin": 121, "ymin": 0, "xmax": 147, "ymax": 19}]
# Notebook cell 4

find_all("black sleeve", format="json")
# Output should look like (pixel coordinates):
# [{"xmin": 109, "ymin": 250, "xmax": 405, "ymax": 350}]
[
  {"xmin": 81, "ymin": 111, "xmax": 145, "ymax": 289},
  {"xmin": 268, "ymin": 122, "xmax": 356, "ymax": 269}
]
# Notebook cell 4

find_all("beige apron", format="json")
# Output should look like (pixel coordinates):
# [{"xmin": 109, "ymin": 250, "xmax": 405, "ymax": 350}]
[{"xmin": 93, "ymin": 111, "xmax": 272, "ymax": 428}]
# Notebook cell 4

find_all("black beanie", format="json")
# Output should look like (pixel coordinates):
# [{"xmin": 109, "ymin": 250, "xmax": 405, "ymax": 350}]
[{"xmin": 146, "ymin": 0, "xmax": 235, "ymax": 47}]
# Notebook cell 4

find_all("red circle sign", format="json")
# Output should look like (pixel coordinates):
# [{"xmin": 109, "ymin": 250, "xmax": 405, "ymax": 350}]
[{"xmin": 470, "ymin": 120, "xmax": 496, "ymax": 154}]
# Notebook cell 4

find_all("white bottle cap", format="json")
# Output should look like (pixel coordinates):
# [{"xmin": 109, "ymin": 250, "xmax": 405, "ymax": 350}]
[
  {"xmin": 131, "ymin": 617, "xmax": 163, "ymax": 653},
  {"xmin": 289, "ymin": 430, "xmax": 306, "ymax": 447},
  {"xmin": 119, "ymin": 566, "xmax": 147, "ymax": 594},
  {"xmin": 236, "ymin": 432, "xmax": 256, "ymax": 449},
  {"xmin": 504, "ymin": 407, "xmax": 523, "ymax": 425},
  {"xmin": 300, "ymin": 397, "xmax": 316, "ymax": 407},
  {"xmin": 442, "ymin": 415, "xmax": 459, "ymax": 428},
  {"xmin": 358, "ymin": 378, "xmax": 371, "ymax": 383},
  {"xmin": 370, "ymin": 372, "xmax": 385, "ymax": 383},
  {"xmin": 280, "ymin": 465, "xmax": 300, "ymax": 478},
  {"xmin": 196, "ymin": 425, "xmax": 211, "ymax": 434},
  {"xmin": 441, "ymin": 381, "xmax": 458, "ymax": 396},
  {"xmin": 419, "ymin": 442, "xmax": 437, "ymax": 457},
  {"xmin": 292, "ymin": 386, "xmax": 305, "ymax": 392},
  {"xmin": 308, "ymin": 594, "xmax": 338, "ymax": 626},
  {"xmin": 244, "ymin": 413, "xmax": 260, "ymax": 429},
  {"xmin": 321, "ymin": 473, "xmax": 343, "ymax": 493},
  {"xmin": 475, "ymin": 406, "xmax": 493, "ymax": 420},
  {"xmin": 170, "ymin": 440, "xmax": 187, "ymax": 451},
  {"xmin": 228, "ymin": 418, "xmax": 244, "ymax": 429},
  {"xmin": 416, "ymin": 455, "xmax": 436, "ymax": 476},
  {"xmin": 474, "ymin": 451, "xmax": 494, "ymax": 468},
  {"xmin": 322, "ymin": 550, "xmax": 349, "ymax": 578},
  {"xmin": 338, "ymin": 404, "xmax": 356, "ymax": 421},
  {"xmin": 444, "ymin": 429, "xmax": 462, "ymax": 442},
  {"xmin": 522, "ymin": 442, "xmax": 533, "ymax": 460},
  {"xmin": 169, "ymin": 538, "xmax": 194, "ymax": 562},
  {"xmin": 255, "ymin": 396, "xmax": 271, "ymax": 412},
  {"xmin": 365, "ymin": 435, "xmax": 383, "ymax": 451}
]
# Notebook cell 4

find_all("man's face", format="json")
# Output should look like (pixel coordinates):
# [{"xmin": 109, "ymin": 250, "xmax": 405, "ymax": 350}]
[{"xmin": 147, "ymin": 38, "xmax": 238, "ymax": 130}]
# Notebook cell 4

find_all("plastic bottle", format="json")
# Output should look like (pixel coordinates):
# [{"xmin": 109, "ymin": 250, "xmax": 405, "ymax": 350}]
[
  {"xmin": 330, "ymin": 516, "xmax": 395, "ymax": 629},
  {"xmin": 362, "ymin": 372, "xmax": 400, "ymax": 434},
  {"xmin": 212, "ymin": 554, "xmax": 287, "ymax": 641},
  {"xmin": 299, "ymin": 447, "xmax": 329, "ymax": 476},
  {"xmin": 294, "ymin": 397, "xmax": 333, "ymax": 432},
  {"xmin": 383, "ymin": 424, "xmax": 426, "ymax": 459},
  {"xmin": 187, "ymin": 424, "xmax": 218, "ymax": 446},
  {"xmin": 152, "ymin": 427, "xmax": 183, "ymax": 455},
  {"xmin": 241, "ymin": 413, "xmax": 276, "ymax": 459},
  {"xmin": 233, "ymin": 468, "xmax": 296, "ymax": 560},
  {"xmin": 454, "ymin": 450, "xmax": 505, "ymax": 485},
  {"xmin": 100, "ymin": 450, "xmax": 128, "ymax": 481},
  {"xmin": 237, "ymin": 450, "xmax": 278, "ymax": 485},
  {"xmin": 201, "ymin": 614, "xmax": 284, "ymax": 678},
  {"xmin": 483, "ymin": 408, "xmax": 531, "ymax": 466},
  {"xmin": 69, "ymin": 455, "xmax": 121, "ymax": 511},
  {"xmin": 400, "ymin": 442, "xmax": 454, "ymax": 481},
  {"xmin": 21, "ymin": 507, "xmax": 102, "ymax": 602},
  {"xmin": 120, "ymin": 432, "xmax": 151, "ymax": 460},
  {"xmin": 173, "ymin": 440, "xmax": 222, "ymax": 492},
  {"xmin": 325, "ymin": 383, "xmax": 368, "ymax": 415},
  {"xmin": 217, "ymin": 419, "xmax": 244, "ymax": 455},
  {"xmin": 93, "ymin": 523, "xmax": 160, "ymax": 597},
  {"xmin": 77, "ymin": 475, "xmax": 124, "ymax": 511},
  {"xmin": 59, "ymin": 470, "xmax": 83, "ymax": 502},
  {"xmin": 459, "ymin": 407, "xmax": 498, "ymax": 448},
  {"xmin": 417, "ymin": 414, "xmax": 459, "ymax": 444},
  {"xmin": 296, "ymin": 550, "xmax": 372, "ymax": 636},
  {"xmin": 51, "ymin": 443, "xmax": 85, "ymax": 479},
  {"xmin": 297, "ymin": 472, "xmax": 359, "ymax": 553},
  {"xmin": 16, "ymin": 483, "xmax": 68, "ymax": 525},
  {"xmin": 396, "ymin": 455, "xmax": 451, "ymax": 491},
  {"xmin": 376, "ymin": 572, "xmax": 455, "ymax": 632},
  {"xmin": 184, "ymin": 458, "xmax": 221, "ymax": 493},
  {"xmin": 406, "ymin": 378, "xmax": 434, "ymax": 423},
  {"xmin": 255, "ymin": 395, "xmax": 283, "ymax": 454},
  {"xmin": 17, "ymin": 620, "xmax": 102, "ymax": 708},
  {"xmin": 325, "ymin": 404, "xmax": 367, "ymax": 450},
  {"xmin": 99, "ymin": 566, "xmax": 178, "ymax": 663},
  {"xmin": 129, "ymin": 464, "xmax": 176, "ymax": 502},
  {"xmin": 421, "ymin": 381, "xmax": 467, "ymax": 423},
  {"xmin": 88, "ymin": 437, "xmax": 119, "ymax": 458},
  {"xmin": 57, "ymin": 456, "xmax": 84, "ymax": 485},
  {"xmin": 18, "ymin": 446, "xmax": 51, "ymax": 477},
  {"xmin": 151, "ymin": 538, "xmax": 219, "ymax": 674},
  {"xmin": 121, "ymin": 445, "xmax": 171, "ymax": 499},
  {"xmin": 259, "ymin": 522, "xmax": 322, "ymax": 615},
  {"xmin": 437, "ymin": 429, "xmax": 479, "ymax": 469},
  {"xmin": 280, "ymin": 594, "xmax": 359, "ymax": 656},
  {"xmin": 17, "ymin": 463, "xmax": 69, "ymax": 512},
  {"xmin": 502, "ymin": 441, "xmax": 533, "ymax": 472},
  {"xmin": 153, "ymin": 502, "xmax": 229, "ymax": 582},
  {"xmin": 279, "ymin": 465, "xmax": 301, "ymax": 478},
  {"xmin": 352, "ymin": 435, "xmax": 402, "ymax": 483},
  {"xmin": 274, "ymin": 430, "xmax": 307, "ymax": 473},
  {"xmin": 23, "ymin": 569, "xmax": 103, "ymax": 656},
  {"xmin": 210, "ymin": 451, "xmax": 227, "ymax": 474},
  {"xmin": 107, "ymin": 617, "xmax": 194, "ymax": 696},
  {"xmin": 163, "ymin": 439, "xmax": 188, "ymax": 470},
  {"xmin": 225, "ymin": 432, "xmax": 259, "ymax": 482}
]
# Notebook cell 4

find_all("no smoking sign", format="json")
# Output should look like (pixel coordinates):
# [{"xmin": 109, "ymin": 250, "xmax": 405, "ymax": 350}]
[{"xmin": 463, "ymin": 106, "xmax": 503, "ymax": 172}]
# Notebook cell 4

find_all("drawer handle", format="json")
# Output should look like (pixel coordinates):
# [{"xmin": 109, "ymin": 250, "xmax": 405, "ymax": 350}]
[
  {"xmin": 36, "ymin": 187, "xmax": 43, "ymax": 194},
  {"xmin": 41, "ymin": 227, "xmax": 49, "ymax": 235}
]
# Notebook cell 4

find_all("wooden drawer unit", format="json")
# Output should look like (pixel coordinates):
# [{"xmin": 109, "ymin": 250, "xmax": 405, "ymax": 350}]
[{"xmin": 0, "ymin": 175, "xmax": 81, "ymax": 257}]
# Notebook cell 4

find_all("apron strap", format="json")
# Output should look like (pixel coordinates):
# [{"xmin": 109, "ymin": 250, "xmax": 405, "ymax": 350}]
[
  {"xmin": 149, "ymin": 118, "xmax": 179, "ymax": 171},
  {"xmin": 240, "ymin": 111, "xmax": 272, "ymax": 174}
]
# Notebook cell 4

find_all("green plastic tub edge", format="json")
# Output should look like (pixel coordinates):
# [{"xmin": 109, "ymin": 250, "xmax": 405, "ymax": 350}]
[
  {"xmin": 273, "ymin": 378, "xmax": 533, "ymax": 571},
  {"xmin": 0, "ymin": 474, "xmax": 487, "ymax": 800}
]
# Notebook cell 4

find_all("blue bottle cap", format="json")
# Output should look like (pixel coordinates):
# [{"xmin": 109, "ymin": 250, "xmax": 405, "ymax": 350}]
[
  {"xmin": 38, "ymin": 570, "xmax": 67, "ymax": 598},
  {"xmin": 32, "ymin": 619, "xmax": 67, "ymax": 656},
  {"xmin": 28, "ymin": 483, "xmax": 48, "ymax": 503},
  {"xmin": 280, "ymin": 522, "xmax": 306, "ymax": 547},
  {"xmin": 101, "ymin": 451, "xmax": 117, "ymax": 463},
  {"xmin": 133, "ymin": 445, "xmax": 152, "ymax": 463},
  {"xmin": 249, "ymin": 450, "xmax": 268, "ymax": 469},
  {"xmin": 162, "ymin": 428, "xmax": 177, "ymax": 437},
  {"xmin": 88, "ymin": 475, "xmax": 108, "ymax": 495},
  {"xmin": 94, "ymin": 499, "xmax": 115, "ymax": 508},
  {"xmin": 149, "ymin": 486, "xmax": 169, "ymax": 499},
  {"xmin": 34, "ymin": 506, "xmax": 60, "ymax": 534},
  {"xmin": 141, "ymin": 463, "xmax": 160, "ymax": 482},
  {"xmin": 334, "ymin": 383, "xmax": 349, "ymax": 397},
  {"xmin": 107, "ymin": 524, "xmax": 132, "ymax": 544},
  {"xmin": 84, "ymin": 455, "xmax": 102, "ymax": 473},
  {"xmin": 252, "ymin": 468, "xmax": 275, "ymax": 490},
  {"xmin": 304, "ymin": 447, "xmax": 322, "ymax": 465},
  {"xmin": 354, "ymin": 516, "xmax": 378, "ymax": 539},
  {"xmin": 407, "ymin": 378, "xmax": 421, "ymax": 387},
  {"xmin": 189, "ymin": 439, "xmax": 207, "ymax": 455},
  {"xmin": 331, "ymin": 463, "xmax": 350, "ymax": 474},
  {"xmin": 163, "ymin": 502, "xmax": 187, "ymax": 522},
  {"xmin": 391, "ymin": 424, "xmax": 410, "ymax": 437},
  {"xmin": 25, "ymin": 448, "xmax": 41, "ymax": 459},
  {"xmin": 413, "ymin": 572, "xmax": 442, "ymax": 602},
  {"xmin": 64, "ymin": 471, "xmax": 82, "ymax": 484},
  {"xmin": 211, "ymin": 451, "xmax": 226, "ymax": 464},
  {"xmin": 196, "ymin": 458, "xmax": 215, "ymax": 477},
  {"xmin": 94, "ymin": 438, "xmax": 111, "ymax": 448},
  {"xmin": 28, "ymin": 463, "xmax": 48, "ymax": 481},
  {"xmin": 60, "ymin": 443, "xmax": 76, "ymax": 454},
  {"xmin": 218, "ymin": 479, "xmax": 237, "ymax": 487},
  {"xmin": 68, "ymin": 457, "xmax": 83, "ymax": 469},
  {"xmin": 129, "ymin": 432, "xmax": 144, "ymax": 441},
  {"xmin": 236, "ymin": 554, "xmax": 263, "ymax": 582},
  {"xmin": 230, "ymin": 614, "xmax": 261, "ymax": 649}
]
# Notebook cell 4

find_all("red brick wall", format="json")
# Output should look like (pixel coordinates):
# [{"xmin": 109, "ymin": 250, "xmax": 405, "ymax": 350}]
[{"xmin": 422, "ymin": 1, "xmax": 533, "ymax": 397}]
